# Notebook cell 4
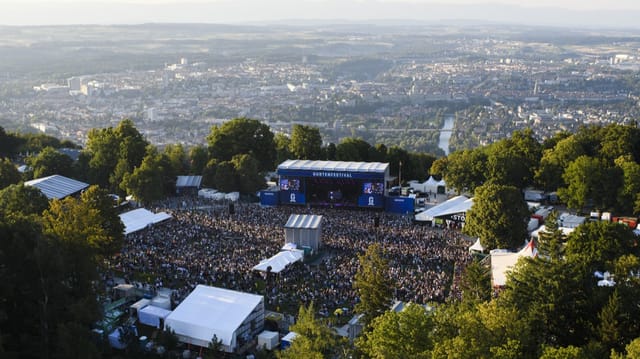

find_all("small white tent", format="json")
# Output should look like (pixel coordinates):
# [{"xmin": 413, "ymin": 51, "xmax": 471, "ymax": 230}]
[{"xmin": 490, "ymin": 241, "xmax": 537, "ymax": 287}]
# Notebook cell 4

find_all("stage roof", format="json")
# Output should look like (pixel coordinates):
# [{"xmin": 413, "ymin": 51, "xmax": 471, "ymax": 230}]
[
  {"xmin": 164, "ymin": 285, "xmax": 263, "ymax": 347},
  {"xmin": 24, "ymin": 174, "xmax": 89, "ymax": 200},
  {"xmin": 285, "ymin": 214, "xmax": 323, "ymax": 229},
  {"xmin": 277, "ymin": 160, "xmax": 388, "ymax": 174}
]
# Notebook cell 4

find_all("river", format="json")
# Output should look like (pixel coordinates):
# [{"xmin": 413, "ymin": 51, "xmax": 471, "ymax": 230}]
[{"xmin": 438, "ymin": 115, "xmax": 454, "ymax": 155}]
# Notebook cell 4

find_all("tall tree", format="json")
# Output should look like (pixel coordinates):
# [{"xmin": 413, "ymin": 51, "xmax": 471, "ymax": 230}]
[
  {"xmin": 207, "ymin": 118, "xmax": 275, "ymax": 172},
  {"xmin": 274, "ymin": 133, "xmax": 292, "ymax": 165},
  {"xmin": 188, "ymin": 145, "xmax": 209, "ymax": 175},
  {"xmin": 460, "ymin": 260, "xmax": 491, "ymax": 303},
  {"xmin": 231, "ymin": 153, "xmax": 265, "ymax": 194},
  {"xmin": 353, "ymin": 243, "xmax": 394, "ymax": 328},
  {"xmin": 558, "ymin": 155, "xmax": 620, "ymax": 211},
  {"xmin": 27, "ymin": 147, "xmax": 74, "ymax": 179},
  {"xmin": 335, "ymin": 137, "xmax": 371, "ymax": 162},
  {"xmin": 277, "ymin": 303, "xmax": 340, "ymax": 359},
  {"xmin": 85, "ymin": 119, "xmax": 148, "ymax": 191},
  {"xmin": 0, "ymin": 157, "xmax": 21, "ymax": 189},
  {"xmin": 357, "ymin": 303, "xmax": 434, "ymax": 359},
  {"xmin": 486, "ymin": 129, "xmax": 542, "ymax": 189},
  {"xmin": 120, "ymin": 146, "xmax": 167, "ymax": 205},
  {"xmin": 290, "ymin": 124, "xmax": 323, "ymax": 160},
  {"xmin": 441, "ymin": 148, "xmax": 487, "ymax": 194},
  {"xmin": 0, "ymin": 184, "xmax": 49, "ymax": 217},
  {"xmin": 463, "ymin": 183, "xmax": 530, "ymax": 250}
]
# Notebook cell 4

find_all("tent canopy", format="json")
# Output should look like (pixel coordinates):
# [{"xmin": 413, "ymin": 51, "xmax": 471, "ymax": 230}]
[
  {"xmin": 164, "ymin": 285, "xmax": 263, "ymax": 348},
  {"xmin": 414, "ymin": 195, "xmax": 473, "ymax": 222},
  {"xmin": 253, "ymin": 250, "xmax": 304, "ymax": 273},
  {"xmin": 176, "ymin": 175, "xmax": 203, "ymax": 188},
  {"xmin": 138, "ymin": 305, "xmax": 172, "ymax": 328},
  {"xmin": 24, "ymin": 174, "xmax": 89, "ymax": 200},
  {"xmin": 491, "ymin": 241, "xmax": 537, "ymax": 287},
  {"xmin": 119, "ymin": 208, "xmax": 172, "ymax": 235},
  {"xmin": 469, "ymin": 238, "xmax": 485, "ymax": 253}
]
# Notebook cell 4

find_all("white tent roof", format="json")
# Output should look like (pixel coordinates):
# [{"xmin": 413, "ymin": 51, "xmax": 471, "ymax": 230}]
[
  {"xmin": 425, "ymin": 176, "xmax": 439, "ymax": 187},
  {"xmin": 414, "ymin": 195, "xmax": 473, "ymax": 221},
  {"xmin": 530, "ymin": 225, "xmax": 576, "ymax": 239},
  {"xmin": 119, "ymin": 208, "xmax": 172, "ymax": 235},
  {"xmin": 469, "ymin": 238, "xmax": 485, "ymax": 253},
  {"xmin": 164, "ymin": 285, "xmax": 263, "ymax": 347},
  {"xmin": 491, "ymin": 241, "xmax": 537, "ymax": 287},
  {"xmin": 24, "ymin": 174, "xmax": 89, "ymax": 200},
  {"xmin": 277, "ymin": 160, "xmax": 388, "ymax": 174},
  {"xmin": 139, "ymin": 305, "xmax": 172, "ymax": 328},
  {"xmin": 253, "ymin": 250, "xmax": 304, "ymax": 273},
  {"xmin": 285, "ymin": 214, "xmax": 323, "ymax": 229},
  {"xmin": 176, "ymin": 176, "xmax": 203, "ymax": 188}
]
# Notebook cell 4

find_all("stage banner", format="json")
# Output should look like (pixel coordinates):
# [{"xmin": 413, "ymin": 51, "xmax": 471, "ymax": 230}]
[
  {"xmin": 279, "ymin": 191, "xmax": 306, "ymax": 205},
  {"xmin": 358, "ymin": 194, "xmax": 383, "ymax": 208},
  {"xmin": 259, "ymin": 191, "xmax": 280, "ymax": 206},
  {"xmin": 384, "ymin": 196, "xmax": 415, "ymax": 214}
]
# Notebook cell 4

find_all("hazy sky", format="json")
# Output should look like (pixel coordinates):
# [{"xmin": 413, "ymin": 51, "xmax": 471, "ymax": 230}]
[{"xmin": 1, "ymin": 0, "xmax": 640, "ymax": 27}]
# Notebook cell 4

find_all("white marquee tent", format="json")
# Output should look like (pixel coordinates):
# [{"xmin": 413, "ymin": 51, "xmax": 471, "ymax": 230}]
[
  {"xmin": 138, "ymin": 305, "xmax": 172, "ymax": 328},
  {"xmin": 414, "ymin": 195, "xmax": 473, "ymax": 222},
  {"xmin": 119, "ymin": 208, "xmax": 172, "ymax": 235},
  {"xmin": 490, "ymin": 240, "xmax": 538, "ymax": 287},
  {"xmin": 164, "ymin": 285, "xmax": 264, "ymax": 352},
  {"xmin": 253, "ymin": 249, "xmax": 304, "ymax": 273}
]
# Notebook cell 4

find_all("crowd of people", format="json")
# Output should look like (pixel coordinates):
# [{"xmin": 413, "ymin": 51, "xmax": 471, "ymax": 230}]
[{"xmin": 107, "ymin": 197, "xmax": 473, "ymax": 316}]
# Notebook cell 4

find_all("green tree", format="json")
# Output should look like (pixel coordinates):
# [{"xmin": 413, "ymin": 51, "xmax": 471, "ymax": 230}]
[
  {"xmin": 353, "ymin": 243, "xmax": 394, "ymax": 328},
  {"xmin": 80, "ymin": 185, "xmax": 125, "ymax": 257},
  {"xmin": 611, "ymin": 337, "xmax": 640, "ymax": 359},
  {"xmin": 539, "ymin": 346, "xmax": 584, "ymax": 359},
  {"xmin": 85, "ymin": 119, "xmax": 148, "ymax": 191},
  {"xmin": 335, "ymin": 137, "xmax": 371, "ymax": 162},
  {"xmin": 357, "ymin": 303, "xmax": 434, "ymax": 359},
  {"xmin": 431, "ymin": 300, "xmax": 530, "ymax": 359},
  {"xmin": 614, "ymin": 156, "xmax": 640, "ymax": 214},
  {"xmin": 274, "ymin": 133, "xmax": 292, "ymax": 165},
  {"xmin": 558, "ymin": 155, "xmax": 620, "ymax": 211},
  {"xmin": 0, "ymin": 184, "xmax": 49, "ymax": 217},
  {"xmin": 564, "ymin": 221, "xmax": 638, "ymax": 274},
  {"xmin": 231, "ymin": 154, "xmax": 265, "ymax": 194},
  {"xmin": 163, "ymin": 143, "xmax": 188, "ymax": 176},
  {"xmin": 460, "ymin": 260, "xmax": 491, "ymax": 303},
  {"xmin": 189, "ymin": 145, "xmax": 209, "ymax": 175},
  {"xmin": 500, "ymin": 257, "xmax": 591, "ymax": 350},
  {"xmin": 27, "ymin": 147, "xmax": 74, "ymax": 179},
  {"xmin": 121, "ymin": 147, "xmax": 166, "ymax": 205},
  {"xmin": 0, "ymin": 158, "xmax": 21, "ymax": 189},
  {"xmin": 213, "ymin": 161, "xmax": 237, "ymax": 193},
  {"xmin": 277, "ymin": 303, "xmax": 339, "ymax": 359},
  {"xmin": 441, "ymin": 148, "xmax": 487, "ymax": 194},
  {"xmin": 207, "ymin": 118, "xmax": 275, "ymax": 172},
  {"xmin": 464, "ymin": 183, "xmax": 530, "ymax": 250},
  {"xmin": 290, "ymin": 124, "xmax": 323, "ymax": 160},
  {"xmin": 535, "ymin": 136, "xmax": 585, "ymax": 192},
  {"xmin": 486, "ymin": 129, "xmax": 542, "ymax": 189}
]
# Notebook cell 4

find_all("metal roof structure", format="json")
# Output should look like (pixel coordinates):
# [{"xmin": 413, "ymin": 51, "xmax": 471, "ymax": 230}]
[
  {"xmin": 284, "ymin": 214, "xmax": 323, "ymax": 229},
  {"xmin": 24, "ymin": 174, "xmax": 89, "ymax": 200},
  {"xmin": 277, "ymin": 160, "xmax": 388, "ymax": 174},
  {"xmin": 176, "ymin": 175, "xmax": 203, "ymax": 188}
]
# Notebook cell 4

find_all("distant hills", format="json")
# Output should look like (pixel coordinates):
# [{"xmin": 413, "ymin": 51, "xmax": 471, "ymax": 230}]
[{"xmin": 2, "ymin": 1, "xmax": 640, "ymax": 30}]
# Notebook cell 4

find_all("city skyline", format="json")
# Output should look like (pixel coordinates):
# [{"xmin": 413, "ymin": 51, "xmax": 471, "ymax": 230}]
[{"xmin": 1, "ymin": 0, "xmax": 640, "ymax": 28}]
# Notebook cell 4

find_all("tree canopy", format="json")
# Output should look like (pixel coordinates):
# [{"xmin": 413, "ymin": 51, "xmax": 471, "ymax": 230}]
[{"xmin": 463, "ymin": 183, "xmax": 530, "ymax": 250}]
